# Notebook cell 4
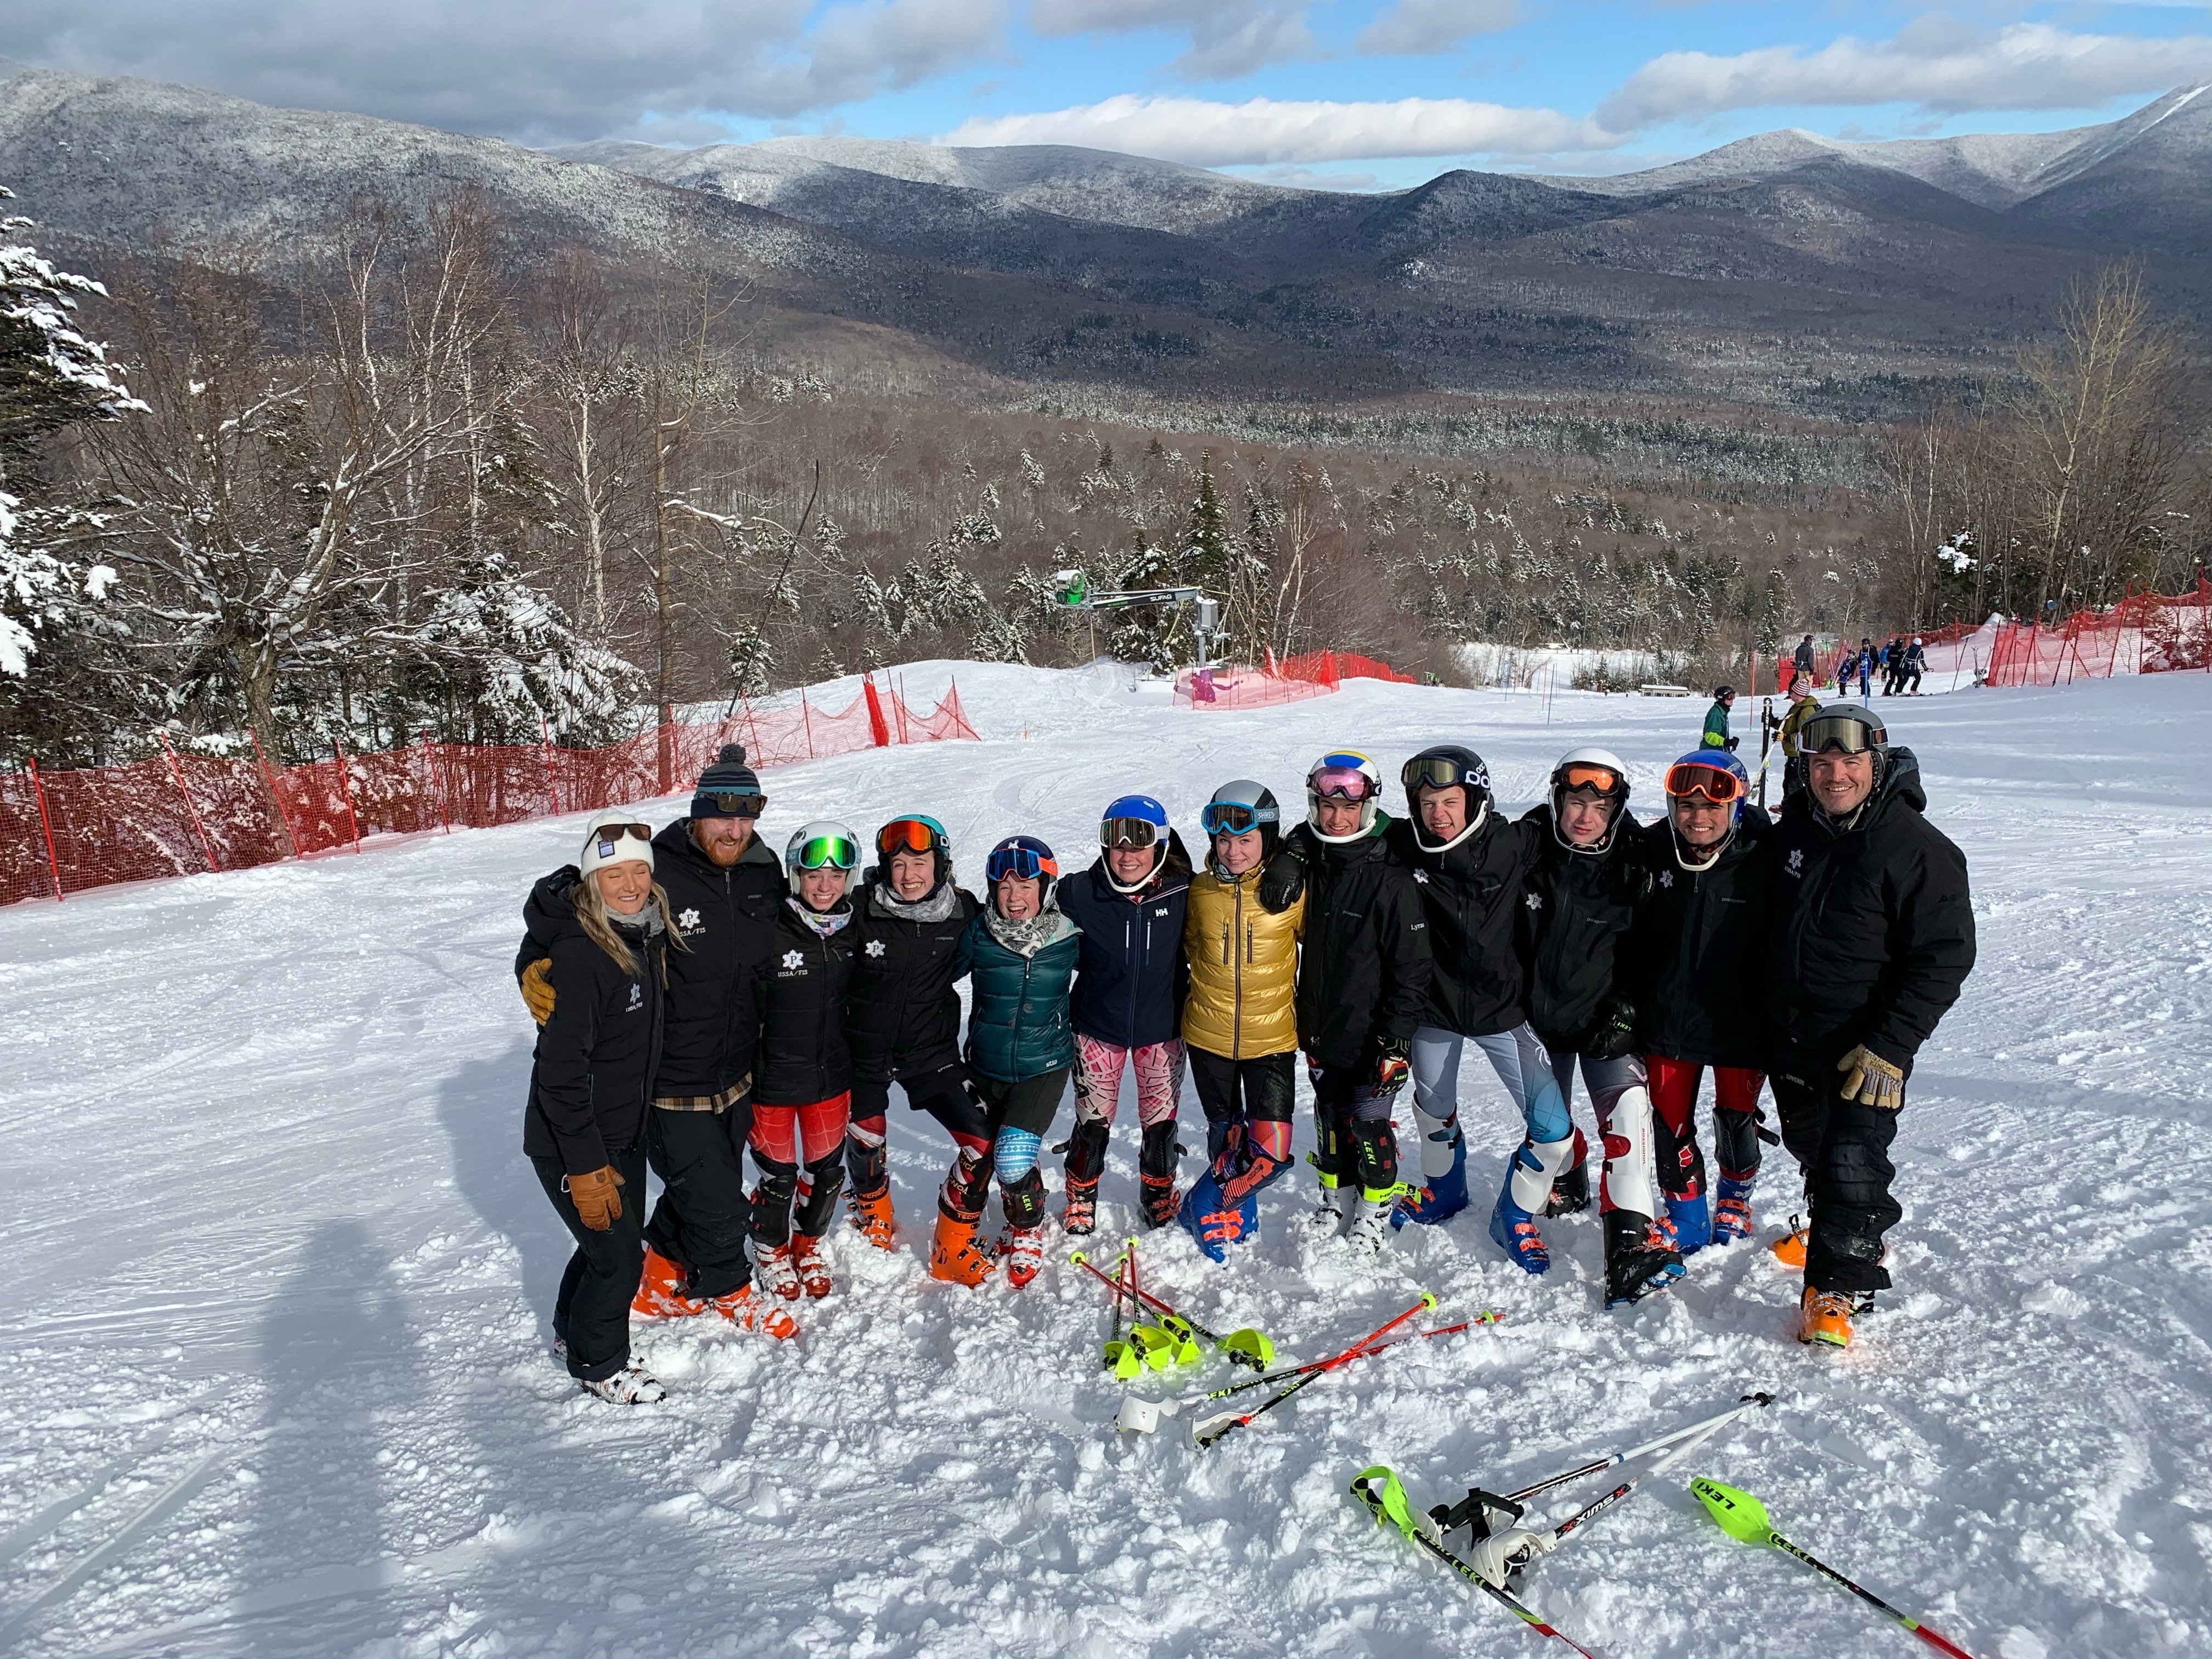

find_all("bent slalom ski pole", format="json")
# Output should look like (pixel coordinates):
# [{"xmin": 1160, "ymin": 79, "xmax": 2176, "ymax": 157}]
[
  {"xmin": 1693, "ymin": 1480, "xmax": 1980, "ymax": 1659},
  {"xmin": 1351, "ymin": 1468, "xmax": 1606, "ymax": 1659},
  {"xmin": 1194, "ymin": 1294, "xmax": 1436, "ymax": 1449}
]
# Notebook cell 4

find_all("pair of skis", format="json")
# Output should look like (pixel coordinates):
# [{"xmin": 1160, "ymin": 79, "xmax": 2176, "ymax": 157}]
[{"xmin": 1072, "ymin": 1243, "xmax": 1274, "ymax": 1380}]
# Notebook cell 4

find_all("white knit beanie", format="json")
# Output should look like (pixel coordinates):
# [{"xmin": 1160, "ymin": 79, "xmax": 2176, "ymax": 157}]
[{"xmin": 579, "ymin": 810, "xmax": 655, "ymax": 879}]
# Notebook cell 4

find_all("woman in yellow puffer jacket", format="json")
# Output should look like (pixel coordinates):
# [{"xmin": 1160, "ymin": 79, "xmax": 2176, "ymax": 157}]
[{"xmin": 1176, "ymin": 781, "xmax": 1306, "ymax": 1259}]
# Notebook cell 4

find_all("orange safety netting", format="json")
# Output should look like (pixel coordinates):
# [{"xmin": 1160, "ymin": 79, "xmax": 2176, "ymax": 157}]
[
  {"xmin": 0, "ymin": 677, "xmax": 978, "ymax": 908},
  {"xmin": 1174, "ymin": 648, "xmax": 1414, "ymax": 710},
  {"xmin": 1985, "ymin": 582, "xmax": 2212, "ymax": 689}
]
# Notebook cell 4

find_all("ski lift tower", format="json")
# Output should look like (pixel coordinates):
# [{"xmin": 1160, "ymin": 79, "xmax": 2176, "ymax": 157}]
[{"xmin": 1053, "ymin": 568, "xmax": 1224, "ymax": 668}]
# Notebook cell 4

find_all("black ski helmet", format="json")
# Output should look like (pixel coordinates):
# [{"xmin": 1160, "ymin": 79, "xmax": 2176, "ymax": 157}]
[{"xmin": 1401, "ymin": 744, "xmax": 1492, "ymax": 851}]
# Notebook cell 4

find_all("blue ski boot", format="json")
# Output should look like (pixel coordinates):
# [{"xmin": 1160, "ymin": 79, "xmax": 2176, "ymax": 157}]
[
  {"xmin": 1179, "ymin": 1160, "xmax": 1258, "ymax": 1263},
  {"xmin": 1487, "ymin": 1147, "xmax": 1551, "ymax": 1274},
  {"xmin": 1663, "ymin": 1188, "xmax": 1712, "ymax": 1255},
  {"xmin": 1392, "ymin": 1126, "xmax": 1469, "ymax": 1229},
  {"xmin": 1709, "ymin": 1173, "xmax": 1755, "ymax": 1245}
]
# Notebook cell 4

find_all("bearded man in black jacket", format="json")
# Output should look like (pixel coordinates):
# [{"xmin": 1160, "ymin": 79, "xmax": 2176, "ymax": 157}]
[{"xmin": 1765, "ymin": 706, "xmax": 1975, "ymax": 1350}]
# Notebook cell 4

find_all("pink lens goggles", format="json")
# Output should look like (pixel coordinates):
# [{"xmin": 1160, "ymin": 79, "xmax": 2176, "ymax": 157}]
[{"xmin": 1311, "ymin": 767, "xmax": 1375, "ymax": 802}]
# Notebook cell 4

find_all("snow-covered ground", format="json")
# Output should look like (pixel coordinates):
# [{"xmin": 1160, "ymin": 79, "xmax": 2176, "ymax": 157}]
[{"xmin": 4, "ymin": 663, "xmax": 2209, "ymax": 1659}]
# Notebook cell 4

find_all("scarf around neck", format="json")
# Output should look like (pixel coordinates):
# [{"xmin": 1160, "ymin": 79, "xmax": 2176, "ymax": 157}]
[
  {"xmin": 873, "ymin": 879, "xmax": 961, "ymax": 923},
  {"xmin": 985, "ymin": 904, "xmax": 1068, "ymax": 958},
  {"xmin": 787, "ymin": 894, "xmax": 853, "ymax": 938}
]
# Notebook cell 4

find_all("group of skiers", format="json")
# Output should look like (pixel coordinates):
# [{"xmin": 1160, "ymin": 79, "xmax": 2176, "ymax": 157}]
[
  {"xmin": 517, "ymin": 706, "xmax": 1975, "ymax": 1406},
  {"xmin": 1797, "ymin": 633, "xmax": 1927, "ymax": 698}
]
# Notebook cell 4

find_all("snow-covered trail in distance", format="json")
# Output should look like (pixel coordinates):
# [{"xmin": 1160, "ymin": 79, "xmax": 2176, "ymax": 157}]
[{"xmin": 2, "ymin": 663, "xmax": 2208, "ymax": 1659}]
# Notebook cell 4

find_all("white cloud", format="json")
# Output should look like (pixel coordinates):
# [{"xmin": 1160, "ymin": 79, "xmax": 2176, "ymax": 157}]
[
  {"xmin": 1026, "ymin": 0, "xmax": 1314, "ymax": 80},
  {"xmin": 1598, "ymin": 20, "xmax": 2212, "ymax": 128},
  {"xmin": 0, "ymin": 0, "xmax": 1009, "ymax": 142},
  {"xmin": 939, "ymin": 93, "xmax": 1621, "ymax": 165},
  {"xmin": 1357, "ymin": 0, "xmax": 1519, "ymax": 57}
]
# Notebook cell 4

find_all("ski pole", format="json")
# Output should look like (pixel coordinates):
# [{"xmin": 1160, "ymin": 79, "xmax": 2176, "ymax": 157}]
[
  {"xmin": 1437, "ymin": 1393, "xmax": 1775, "ymax": 1533},
  {"xmin": 1194, "ymin": 1294, "xmax": 1436, "ymax": 1450},
  {"xmin": 1079, "ymin": 1246, "xmax": 1142, "ymax": 1380},
  {"xmin": 1545, "ymin": 1395, "xmax": 1773, "ymax": 1550},
  {"xmin": 1069, "ymin": 1248, "xmax": 1271, "ymax": 1369},
  {"xmin": 1123, "ymin": 1242, "xmax": 1182, "ymax": 1370},
  {"xmin": 1350, "ymin": 1468, "xmax": 1606, "ymax": 1659},
  {"xmin": 1692, "ymin": 1480, "xmax": 1980, "ymax": 1659},
  {"xmin": 1116, "ymin": 1317, "xmax": 1498, "ymax": 1434}
]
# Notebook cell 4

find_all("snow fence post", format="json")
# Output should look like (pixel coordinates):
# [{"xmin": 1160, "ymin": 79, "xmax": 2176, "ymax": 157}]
[
  {"xmin": 894, "ymin": 674, "xmax": 912, "ymax": 743},
  {"xmin": 800, "ymin": 687, "xmax": 816, "ymax": 758},
  {"xmin": 421, "ymin": 737, "xmax": 453, "ymax": 836},
  {"xmin": 156, "ymin": 732, "xmax": 221, "ymax": 874},
  {"xmin": 333, "ymin": 736, "xmax": 364, "ymax": 854},
  {"xmin": 27, "ymin": 755, "xmax": 64, "ymax": 901},
  {"xmin": 862, "ymin": 676, "xmax": 893, "ymax": 747},
  {"xmin": 539, "ymin": 715, "xmax": 561, "ymax": 818}
]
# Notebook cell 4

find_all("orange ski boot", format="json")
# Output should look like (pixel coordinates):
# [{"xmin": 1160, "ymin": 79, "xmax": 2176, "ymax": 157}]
[
  {"xmin": 929, "ymin": 1210, "xmax": 996, "ymax": 1286},
  {"xmin": 631, "ymin": 1246, "xmax": 707, "ymax": 1318},
  {"xmin": 710, "ymin": 1283, "xmax": 798, "ymax": 1340},
  {"xmin": 791, "ymin": 1234, "xmax": 833, "ymax": 1298},
  {"xmin": 848, "ymin": 1186, "xmax": 896, "ymax": 1251},
  {"xmin": 1796, "ymin": 1286, "xmax": 1859, "ymax": 1348},
  {"xmin": 1770, "ymin": 1214, "xmax": 1809, "ymax": 1270}
]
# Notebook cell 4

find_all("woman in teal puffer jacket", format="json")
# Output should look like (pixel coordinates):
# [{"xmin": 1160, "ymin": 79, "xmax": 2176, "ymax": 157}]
[{"xmin": 931, "ymin": 834, "xmax": 1082, "ymax": 1290}]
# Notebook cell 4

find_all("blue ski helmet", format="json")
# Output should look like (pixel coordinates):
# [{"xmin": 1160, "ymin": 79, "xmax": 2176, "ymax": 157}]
[
  {"xmin": 1664, "ymin": 749, "xmax": 1751, "ymax": 825},
  {"xmin": 1100, "ymin": 793, "xmax": 1171, "ymax": 891},
  {"xmin": 985, "ymin": 834, "xmax": 1060, "ymax": 907}
]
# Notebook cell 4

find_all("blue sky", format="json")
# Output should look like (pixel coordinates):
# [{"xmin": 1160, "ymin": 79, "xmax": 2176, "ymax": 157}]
[{"xmin": 8, "ymin": 1, "xmax": 2212, "ymax": 188}]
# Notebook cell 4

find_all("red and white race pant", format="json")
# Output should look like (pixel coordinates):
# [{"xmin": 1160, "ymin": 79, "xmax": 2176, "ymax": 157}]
[{"xmin": 1072, "ymin": 1035, "xmax": 1186, "ymax": 1130}]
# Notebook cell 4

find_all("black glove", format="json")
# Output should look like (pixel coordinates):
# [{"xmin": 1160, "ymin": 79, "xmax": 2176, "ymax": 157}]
[
  {"xmin": 1372, "ymin": 1038, "xmax": 1411, "ymax": 1097},
  {"xmin": 1258, "ymin": 838, "xmax": 1308, "ymax": 912},
  {"xmin": 1725, "ymin": 736, "xmax": 1741, "ymax": 753},
  {"xmin": 1585, "ymin": 998, "xmax": 1638, "ymax": 1062}
]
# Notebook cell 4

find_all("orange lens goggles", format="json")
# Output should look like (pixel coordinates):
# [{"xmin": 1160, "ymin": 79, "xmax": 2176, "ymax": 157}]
[
  {"xmin": 1663, "ymin": 763, "xmax": 1743, "ymax": 805},
  {"xmin": 876, "ymin": 818, "xmax": 941, "ymax": 856},
  {"xmin": 1559, "ymin": 764, "xmax": 1622, "ymax": 794}
]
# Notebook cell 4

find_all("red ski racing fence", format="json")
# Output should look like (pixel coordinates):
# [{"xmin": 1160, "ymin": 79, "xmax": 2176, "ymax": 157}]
[
  {"xmin": 1175, "ymin": 650, "xmax": 1415, "ymax": 710},
  {"xmin": 0, "ymin": 678, "xmax": 978, "ymax": 907},
  {"xmin": 1984, "ymin": 581, "xmax": 2212, "ymax": 689}
]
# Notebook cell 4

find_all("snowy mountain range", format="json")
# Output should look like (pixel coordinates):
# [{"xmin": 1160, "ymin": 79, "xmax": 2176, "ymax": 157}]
[{"xmin": 2, "ymin": 58, "xmax": 2205, "ymax": 408}]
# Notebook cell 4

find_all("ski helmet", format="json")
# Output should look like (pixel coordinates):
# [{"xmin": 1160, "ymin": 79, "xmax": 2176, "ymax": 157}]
[
  {"xmin": 985, "ymin": 834, "xmax": 1060, "ymax": 907},
  {"xmin": 876, "ymin": 814, "xmax": 952, "ymax": 888},
  {"xmin": 1714, "ymin": 685, "xmax": 1736, "ymax": 702},
  {"xmin": 785, "ymin": 820, "xmax": 861, "ymax": 900},
  {"xmin": 1200, "ymin": 778, "xmax": 1282, "ymax": 862},
  {"xmin": 1306, "ymin": 751, "xmax": 1382, "ymax": 843},
  {"xmin": 1663, "ymin": 749, "xmax": 1748, "ymax": 870},
  {"xmin": 1796, "ymin": 702, "xmax": 1889, "ymax": 785},
  {"xmin": 1099, "ymin": 794, "xmax": 1171, "ymax": 892},
  {"xmin": 1549, "ymin": 746, "xmax": 1630, "ymax": 856},
  {"xmin": 1401, "ymin": 744, "xmax": 1492, "ymax": 851}
]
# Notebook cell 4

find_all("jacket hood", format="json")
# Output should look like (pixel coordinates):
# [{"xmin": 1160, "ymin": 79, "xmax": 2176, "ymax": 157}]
[{"xmin": 522, "ymin": 864, "xmax": 586, "ymax": 953}]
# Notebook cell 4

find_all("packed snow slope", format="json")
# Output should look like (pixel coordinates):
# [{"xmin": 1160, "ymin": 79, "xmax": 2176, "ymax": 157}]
[{"xmin": 4, "ymin": 664, "xmax": 2209, "ymax": 1659}]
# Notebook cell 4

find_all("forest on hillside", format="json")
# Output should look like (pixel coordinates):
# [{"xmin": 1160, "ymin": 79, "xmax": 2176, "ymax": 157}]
[{"xmin": 2, "ymin": 189, "xmax": 2206, "ymax": 769}]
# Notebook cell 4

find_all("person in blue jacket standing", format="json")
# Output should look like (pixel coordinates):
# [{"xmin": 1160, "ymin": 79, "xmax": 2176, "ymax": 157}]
[{"xmin": 1056, "ymin": 795, "xmax": 1194, "ymax": 1234}]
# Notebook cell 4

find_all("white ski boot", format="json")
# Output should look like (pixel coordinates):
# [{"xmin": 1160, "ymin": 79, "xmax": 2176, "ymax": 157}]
[{"xmin": 580, "ymin": 1365, "xmax": 667, "ymax": 1404}]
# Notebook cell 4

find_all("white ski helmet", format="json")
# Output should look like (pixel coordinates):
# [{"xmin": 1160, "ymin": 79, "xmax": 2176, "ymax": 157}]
[
  {"xmin": 785, "ymin": 820, "xmax": 861, "ymax": 899},
  {"xmin": 1549, "ymin": 747, "xmax": 1630, "ymax": 856},
  {"xmin": 1306, "ymin": 751, "xmax": 1382, "ymax": 843}
]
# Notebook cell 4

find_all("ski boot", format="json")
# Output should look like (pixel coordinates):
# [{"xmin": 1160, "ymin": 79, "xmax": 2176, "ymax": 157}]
[
  {"xmin": 791, "ymin": 1234, "xmax": 832, "ymax": 1299},
  {"xmin": 1139, "ymin": 1120, "xmax": 1183, "ymax": 1230},
  {"xmin": 1342, "ymin": 1188, "xmax": 1403, "ymax": 1252},
  {"xmin": 710, "ymin": 1284, "xmax": 799, "ymax": 1340},
  {"xmin": 1062, "ymin": 1118, "xmax": 1109, "ymax": 1237},
  {"xmin": 1796, "ymin": 1285, "xmax": 1867, "ymax": 1349},
  {"xmin": 1180, "ymin": 1159, "xmax": 1257, "ymax": 1262},
  {"xmin": 631, "ymin": 1246, "xmax": 708, "ymax": 1318},
  {"xmin": 847, "ymin": 1186, "xmax": 896, "ymax": 1250},
  {"xmin": 1602, "ymin": 1210, "xmax": 1685, "ymax": 1308},
  {"xmin": 753, "ymin": 1241, "xmax": 802, "ymax": 1300},
  {"xmin": 1663, "ymin": 1188, "xmax": 1712, "ymax": 1255},
  {"xmin": 929, "ymin": 1210, "xmax": 996, "ymax": 1285},
  {"xmin": 1063, "ymin": 1180, "xmax": 1099, "ymax": 1237},
  {"xmin": 580, "ymin": 1365, "xmax": 667, "ymax": 1404},
  {"xmin": 1545, "ymin": 1131, "xmax": 1592, "ymax": 1217},
  {"xmin": 1770, "ymin": 1213, "xmax": 1809, "ymax": 1269},
  {"xmin": 1710, "ymin": 1174, "xmax": 1754, "ymax": 1245},
  {"xmin": 1392, "ymin": 1127, "xmax": 1469, "ymax": 1229},
  {"xmin": 1487, "ymin": 1146, "xmax": 1553, "ymax": 1274},
  {"xmin": 1306, "ymin": 1169, "xmax": 1351, "ymax": 1235},
  {"xmin": 998, "ymin": 1226, "xmax": 1046, "ymax": 1289}
]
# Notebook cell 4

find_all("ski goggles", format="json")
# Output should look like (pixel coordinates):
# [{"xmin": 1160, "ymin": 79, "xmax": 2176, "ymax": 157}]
[
  {"xmin": 1798, "ymin": 713, "xmax": 1884, "ymax": 756},
  {"xmin": 876, "ymin": 817, "xmax": 946, "ymax": 856},
  {"xmin": 792, "ymin": 833, "xmax": 859, "ymax": 872},
  {"xmin": 1100, "ymin": 817, "xmax": 1163, "ymax": 849},
  {"xmin": 986, "ymin": 844, "xmax": 1057, "ymax": 883},
  {"xmin": 1401, "ymin": 755, "xmax": 1485, "ymax": 793},
  {"xmin": 588, "ymin": 821, "xmax": 653, "ymax": 844},
  {"xmin": 694, "ymin": 791, "xmax": 765, "ymax": 819},
  {"xmin": 1663, "ymin": 762, "xmax": 1743, "ymax": 805},
  {"xmin": 1558, "ymin": 763, "xmax": 1623, "ymax": 797},
  {"xmin": 1201, "ymin": 800, "xmax": 1277, "ymax": 836},
  {"xmin": 1310, "ymin": 766, "xmax": 1376, "ymax": 802}
]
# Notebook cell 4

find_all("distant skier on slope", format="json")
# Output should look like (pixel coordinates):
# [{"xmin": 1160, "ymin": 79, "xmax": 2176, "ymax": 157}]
[
  {"xmin": 1701, "ymin": 686, "xmax": 1738, "ymax": 752},
  {"xmin": 1626, "ymin": 749, "xmax": 1773, "ymax": 1261},
  {"xmin": 1519, "ymin": 749, "xmax": 1683, "ymax": 1307},
  {"xmin": 1764, "ymin": 705, "xmax": 1974, "ymax": 1349},
  {"xmin": 1055, "ymin": 795, "xmax": 1194, "ymax": 1234},
  {"xmin": 1176, "ymin": 780, "xmax": 1304, "ymax": 1259},
  {"xmin": 841, "ymin": 815, "xmax": 986, "ymax": 1252},
  {"xmin": 936, "ymin": 836, "xmax": 1083, "ymax": 1289},
  {"xmin": 519, "ymin": 812, "xmax": 675, "ymax": 1404},
  {"xmin": 1259, "ymin": 752, "xmax": 1433, "ymax": 1252}
]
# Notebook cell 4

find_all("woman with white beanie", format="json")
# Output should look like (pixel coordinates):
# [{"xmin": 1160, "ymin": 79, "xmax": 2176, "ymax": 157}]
[{"xmin": 521, "ymin": 811, "xmax": 675, "ymax": 1404}]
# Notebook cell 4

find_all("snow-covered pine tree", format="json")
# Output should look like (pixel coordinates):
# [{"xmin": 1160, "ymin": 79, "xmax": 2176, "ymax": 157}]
[
  {"xmin": 409, "ymin": 555, "xmax": 645, "ymax": 744},
  {"xmin": 1107, "ymin": 529, "xmax": 1187, "ymax": 673}
]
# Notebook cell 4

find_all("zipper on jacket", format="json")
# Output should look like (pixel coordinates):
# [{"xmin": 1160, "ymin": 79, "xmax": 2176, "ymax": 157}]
[{"xmin": 1231, "ymin": 877, "xmax": 1245, "ymax": 1060}]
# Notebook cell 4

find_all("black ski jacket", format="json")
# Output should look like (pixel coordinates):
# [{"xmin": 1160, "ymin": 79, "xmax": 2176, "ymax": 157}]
[
  {"xmin": 1627, "ymin": 806, "xmax": 1774, "ymax": 1070},
  {"xmin": 521, "ymin": 896, "xmax": 666, "ymax": 1176},
  {"xmin": 1518, "ymin": 803, "xmax": 1648, "ymax": 1053},
  {"xmin": 1060, "ymin": 850, "xmax": 1193, "ymax": 1050},
  {"xmin": 515, "ymin": 822, "xmax": 781, "ymax": 1098},
  {"xmin": 1273, "ymin": 818, "xmax": 1433, "ymax": 1070},
  {"xmin": 846, "ymin": 881, "xmax": 982, "ymax": 1083},
  {"xmin": 1386, "ymin": 809, "xmax": 1539, "ymax": 1039},
  {"xmin": 753, "ymin": 899, "xmax": 860, "ymax": 1105},
  {"xmin": 1764, "ymin": 749, "xmax": 1974, "ymax": 1077}
]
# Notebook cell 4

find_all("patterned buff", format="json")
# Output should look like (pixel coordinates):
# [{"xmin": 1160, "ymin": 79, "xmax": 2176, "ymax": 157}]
[
  {"xmin": 787, "ymin": 895, "xmax": 853, "ymax": 937},
  {"xmin": 985, "ymin": 905, "xmax": 1068, "ymax": 958}
]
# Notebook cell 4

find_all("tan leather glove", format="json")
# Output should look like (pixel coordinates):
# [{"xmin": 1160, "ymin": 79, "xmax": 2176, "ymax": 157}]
[
  {"xmin": 519, "ymin": 957, "xmax": 555, "ymax": 1025},
  {"xmin": 1836, "ymin": 1045, "xmax": 1905, "ymax": 1110},
  {"xmin": 566, "ymin": 1165, "xmax": 625, "ymax": 1231}
]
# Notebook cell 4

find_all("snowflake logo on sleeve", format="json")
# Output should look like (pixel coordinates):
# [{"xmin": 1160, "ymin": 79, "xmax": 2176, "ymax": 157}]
[{"xmin": 1523, "ymin": 891, "xmax": 1543, "ymax": 912}]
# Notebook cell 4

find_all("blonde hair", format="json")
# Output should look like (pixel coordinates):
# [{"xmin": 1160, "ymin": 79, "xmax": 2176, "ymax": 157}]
[{"xmin": 571, "ymin": 873, "xmax": 681, "ymax": 976}]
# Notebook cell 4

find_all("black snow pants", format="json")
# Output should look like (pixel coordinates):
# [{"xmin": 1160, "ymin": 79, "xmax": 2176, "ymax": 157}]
[
  {"xmin": 644, "ymin": 1100, "xmax": 755, "ymax": 1300},
  {"xmin": 1771, "ymin": 1067, "xmax": 1904, "ymax": 1296},
  {"xmin": 532, "ymin": 1139, "xmax": 648, "ymax": 1383}
]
